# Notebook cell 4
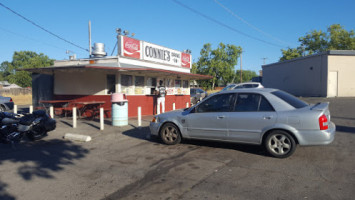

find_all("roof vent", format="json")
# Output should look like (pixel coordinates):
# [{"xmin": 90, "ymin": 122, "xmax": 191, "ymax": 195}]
[{"xmin": 92, "ymin": 43, "xmax": 107, "ymax": 57}]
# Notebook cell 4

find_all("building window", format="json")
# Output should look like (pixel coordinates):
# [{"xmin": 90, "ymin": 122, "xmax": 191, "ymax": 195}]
[
  {"xmin": 134, "ymin": 76, "xmax": 145, "ymax": 95},
  {"xmin": 107, "ymin": 74, "xmax": 116, "ymax": 94},
  {"xmin": 121, "ymin": 74, "xmax": 132, "ymax": 94},
  {"xmin": 175, "ymin": 80, "xmax": 181, "ymax": 88},
  {"xmin": 135, "ymin": 76, "xmax": 144, "ymax": 87},
  {"xmin": 147, "ymin": 77, "xmax": 157, "ymax": 95},
  {"xmin": 175, "ymin": 80, "xmax": 182, "ymax": 94},
  {"xmin": 183, "ymin": 80, "xmax": 189, "ymax": 88}
]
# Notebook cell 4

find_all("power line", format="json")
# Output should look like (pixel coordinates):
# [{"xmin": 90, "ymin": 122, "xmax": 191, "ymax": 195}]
[
  {"xmin": 0, "ymin": 26, "xmax": 71, "ymax": 52},
  {"xmin": 171, "ymin": 0, "xmax": 285, "ymax": 48},
  {"xmin": 214, "ymin": 0, "xmax": 293, "ymax": 47},
  {"xmin": 0, "ymin": 2, "xmax": 89, "ymax": 52}
]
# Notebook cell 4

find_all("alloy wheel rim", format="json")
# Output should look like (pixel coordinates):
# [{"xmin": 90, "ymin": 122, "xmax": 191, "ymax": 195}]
[
  {"xmin": 163, "ymin": 126, "xmax": 178, "ymax": 142},
  {"xmin": 268, "ymin": 134, "xmax": 291, "ymax": 155}
]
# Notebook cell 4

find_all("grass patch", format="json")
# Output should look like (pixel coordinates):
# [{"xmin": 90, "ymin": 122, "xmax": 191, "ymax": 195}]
[{"xmin": 2, "ymin": 93, "xmax": 32, "ymax": 105}]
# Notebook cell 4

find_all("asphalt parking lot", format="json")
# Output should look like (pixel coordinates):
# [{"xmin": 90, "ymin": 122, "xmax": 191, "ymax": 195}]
[{"xmin": 0, "ymin": 97, "xmax": 354, "ymax": 200}]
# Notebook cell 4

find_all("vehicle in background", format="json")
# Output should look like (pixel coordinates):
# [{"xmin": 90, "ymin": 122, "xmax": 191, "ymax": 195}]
[
  {"xmin": 190, "ymin": 88, "xmax": 208, "ymax": 104},
  {"xmin": 150, "ymin": 88, "xmax": 336, "ymax": 158},
  {"xmin": 221, "ymin": 82, "xmax": 264, "ymax": 91},
  {"xmin": 0, "ymin": 96, "xmax": 14, "ymax": 111}
]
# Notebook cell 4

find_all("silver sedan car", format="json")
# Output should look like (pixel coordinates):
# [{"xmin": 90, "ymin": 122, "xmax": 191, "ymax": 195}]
[{"xmin": 150, "ymin": 88, "xmax": 336, "ymax": 158}]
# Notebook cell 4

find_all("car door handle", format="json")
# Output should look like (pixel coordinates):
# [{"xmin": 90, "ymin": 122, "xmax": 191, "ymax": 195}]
[
  {"xmin": 263, "ymin": 116, "xmax": 273, "ymax": 120},
  {"xmin": 217, "ymin": 116, "xmax": 225, "ymax": 119}
]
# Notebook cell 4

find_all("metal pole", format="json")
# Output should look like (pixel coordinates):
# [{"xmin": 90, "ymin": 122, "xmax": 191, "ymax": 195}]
[
  {"xmin": 29, "ymin": 105, "xmax": 33, "ymax": 114},
  {"xmin": 14, "ymin": 105, "xmax": 17, "ymax": 114},
  {"xmin": 100, "ymin": 107, "xmax": 104, "ymax": 130},
  {"xmin": 73, "ymin": 107, "xmax": 77, "ymax": 128},
  {"xmin": 240, "ymin": 52, "xmax": 243, "ymax": 83},
  {"xmin": 173, "ymin": 103, "xmax": 175, "ymax": 110},
  {"xmin": 89, "ymin": 20, "xmax": 91, "ymax": 57},
  {"xmin": 138, "ymin": 107, "xmax": 142, "ymax": 127},
  {"xmin": 50, "ymin": 106, "xmax": 54, "ymax": 118}
]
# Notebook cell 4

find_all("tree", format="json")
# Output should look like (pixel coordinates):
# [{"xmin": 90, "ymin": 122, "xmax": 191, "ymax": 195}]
[
  {"xmin": 195, "ymin": 43, "xmax": 242, "ymax": 90},
  {"xmin": 234, "ymin": 70, "xmax": 257, "ymax": 83},
  {"xmin": 0, "ymin": 61, "xmax": 12, "ymax": 81},
  {"xmin": 0, "ymin": 51, "xmax": 54, "ymax": 87},
  {"xmin": 280, "ymin": 24, "xmax": 355, "ymax": 61}
]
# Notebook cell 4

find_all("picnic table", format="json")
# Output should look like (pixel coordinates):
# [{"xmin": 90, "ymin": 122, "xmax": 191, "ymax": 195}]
[
  {"xmin": 39, "ymin": 100, "xmax": 107, "ymax": 119},
  {"xmin": 39, "ymin": 100, "xmax": 74, "ymax": 116},
  {"xmin": 74, "ymin": 101, "xmax": 106, "ymax": 119}
]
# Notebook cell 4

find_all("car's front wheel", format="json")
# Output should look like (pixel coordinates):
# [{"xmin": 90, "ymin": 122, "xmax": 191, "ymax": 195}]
[
  {"xmin": 160, "ymin": 123, "xmax": 181, "ymax": 145},
  {"xmin": 264, "ymin": 130, "xmax": 296, "ymax": 158}
]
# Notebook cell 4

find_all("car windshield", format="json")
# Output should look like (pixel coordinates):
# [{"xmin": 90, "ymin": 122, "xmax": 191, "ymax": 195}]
[{"xmin": 271, "ymin": 90, "xmax": 308, "ymax": 109}]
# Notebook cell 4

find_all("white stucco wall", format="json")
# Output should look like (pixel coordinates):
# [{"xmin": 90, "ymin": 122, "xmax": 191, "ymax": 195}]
[
  {"xmin": 328, "ymin": 55, "xmax": 355, "ymax": 97},
  {"xmin": 262, "ymin": 55, "xmax": 327, "ymax": 97},
  {"xmin": 54, "ymin": 70, "xmax": 108, "ymax": 95}
]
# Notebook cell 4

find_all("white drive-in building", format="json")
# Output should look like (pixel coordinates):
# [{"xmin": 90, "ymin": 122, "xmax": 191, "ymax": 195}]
[
  {"xmin": 262, "ymin": 50, "xmax": 355, "ymax": 97},
  {"xmin": 26, "ymin": 35, "xmax": 211, "ymax": 117}
]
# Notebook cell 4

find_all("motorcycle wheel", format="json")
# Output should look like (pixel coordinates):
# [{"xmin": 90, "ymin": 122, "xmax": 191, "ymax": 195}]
[{"xmin": 27, "ymin": 126, "xmax": 48, "ymax": 141}]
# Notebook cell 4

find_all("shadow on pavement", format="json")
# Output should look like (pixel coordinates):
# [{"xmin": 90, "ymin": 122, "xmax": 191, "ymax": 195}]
[
  {"xmin": 336, "ymin": 125, "xmax": 355, "ymax": 134},
  {"xmin": 0, "ymin": 181, "xmax": 15, "ymax": 200},
  {"xmin": 122, "ymin": 126, "xmax": 267, "ymax": 156},
  {"xmin": 0, "ymin": 139, "xmax": 89, "ymax": 199},
  {"xmin": 183, "ymin": 139, "xmax": 267, "ymax": 157},
  {"xmin": 122, "ymin": 126, "xmax": 156, "ymax": 142}
]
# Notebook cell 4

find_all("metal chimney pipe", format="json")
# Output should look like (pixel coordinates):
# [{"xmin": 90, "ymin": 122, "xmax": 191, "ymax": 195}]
[{"xmin": 89, "ymin": 20, "xmax": 92, "ymax": 57}]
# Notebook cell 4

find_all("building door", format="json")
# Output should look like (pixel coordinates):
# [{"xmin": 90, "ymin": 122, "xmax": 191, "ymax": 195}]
[
  {"xmin": 107, "ymin": 74, "xmax": 116, "ymax": 94},
  {"xmin": 328, "ymin": 71, "xmax": 338, "ymax": 97}
]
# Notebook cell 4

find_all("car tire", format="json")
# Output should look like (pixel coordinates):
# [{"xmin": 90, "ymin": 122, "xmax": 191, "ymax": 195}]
[
  {"xmin": 159, "ymin": 123, "xmax": 181, "ymax": 145},
  {"xmin": 264, "ymin": 130, "xmax": 296, "ymax": 158}
]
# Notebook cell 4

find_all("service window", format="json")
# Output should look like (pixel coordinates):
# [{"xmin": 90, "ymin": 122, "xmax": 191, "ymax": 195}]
[
  {"xmin": 107, "ymin": 74, "xmax": 116, "ymax": 94},
  {"xmin": 175, "ymin": 80, "xmax": 182, "ymax": 94},
  {"xmin": 134, "ymin": 76, "xmax": 145, "ymax": 95},
  {"xmin": 183, "ymin": 80, "xmax": 189, "ymax": 88},
  {"xmin": 175, "ymin": 80, "xmax": 181, "ymax": 88},
  {"xmin": 147, "ymin": 77, "xmax": 157, "ymax": 95},
  {"xmin": 121, "ymin": 74, "xmax": 133, "ymax": 94}
]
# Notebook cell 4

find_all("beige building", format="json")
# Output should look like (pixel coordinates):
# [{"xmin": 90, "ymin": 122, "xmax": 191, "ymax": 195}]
[{"xmin": 262, "ymin": 50, "xmax": 355, "ymax": 97}]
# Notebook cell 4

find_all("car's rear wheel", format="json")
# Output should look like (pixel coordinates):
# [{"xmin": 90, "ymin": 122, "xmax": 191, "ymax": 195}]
[
  {"xmin": 160, "ymin": 123, "xmax": 181, "ymax": 145},
  {"xmin": 264, "ymin": 130, "xmax": 296, "ymax": 158}
]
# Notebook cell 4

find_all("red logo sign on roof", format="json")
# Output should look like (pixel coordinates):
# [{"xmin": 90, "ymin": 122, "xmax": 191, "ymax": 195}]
[
  {"xmin": 123, "ymin": 37, "xmax": 140, "ymax": 59},
  {"xmin": 181, "ymin": 53, "xmax": 191, "ymax": 68}
]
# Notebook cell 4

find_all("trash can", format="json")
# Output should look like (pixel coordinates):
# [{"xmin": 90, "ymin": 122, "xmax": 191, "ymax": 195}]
[{"xmin": 111, "ymin": 93, "xmax": 128, "ymax": 126}]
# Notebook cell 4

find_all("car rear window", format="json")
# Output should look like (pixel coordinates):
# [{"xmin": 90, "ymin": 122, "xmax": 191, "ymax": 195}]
[{"xmin": 271, "ymin": 90, "xmax": 308, "ymax": 109}]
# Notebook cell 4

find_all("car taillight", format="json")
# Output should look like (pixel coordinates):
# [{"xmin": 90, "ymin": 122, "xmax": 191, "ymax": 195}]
[
  {"xmin": 10, "ymin": 98, "xmax": 13, "ymax": 102},
  {"xmin": 319, "ymin": 114, "xmax": 328, "ymax": 130}
]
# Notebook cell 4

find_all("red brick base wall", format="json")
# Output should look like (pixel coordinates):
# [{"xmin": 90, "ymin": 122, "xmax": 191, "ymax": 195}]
[{"xmin": 53, "ymin": 95, "xmax": 190, "ymax": 117}]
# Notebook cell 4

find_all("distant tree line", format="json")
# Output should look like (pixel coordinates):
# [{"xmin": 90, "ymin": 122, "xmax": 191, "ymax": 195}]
[
  {"xmin": 0, "ymin": 51, "xmax": 54, "ymax": 87},
  {"xmin": 280, "ymin": 24, "xmax": 355, "ymax": 61},
  {"xmin": 191, "ymin": 43, "xmax": 258, "ymax": 90}
]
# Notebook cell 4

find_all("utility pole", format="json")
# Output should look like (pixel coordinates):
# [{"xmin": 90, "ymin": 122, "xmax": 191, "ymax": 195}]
[
  {"xmin": 261, "ymin": 57, "xmax": 267, "ymax": 65},
  {"xmin": 240, "ymin": 52, "xmax": 243, "ymax": 83}
]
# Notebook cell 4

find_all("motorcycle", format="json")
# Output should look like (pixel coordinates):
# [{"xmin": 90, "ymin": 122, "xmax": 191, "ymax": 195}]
[{"xmin": 0, "ymin": 110, "xmax": 56, "ymax": 144}]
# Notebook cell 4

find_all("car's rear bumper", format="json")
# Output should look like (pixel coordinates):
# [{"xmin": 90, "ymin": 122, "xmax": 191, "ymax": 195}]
[
  {"xmin": 3, "ymin": 102, "xmax": 14, "ymax": 110},
  {"xmin": 298, "ymin": 121, "xmax": 336, "ymax": 146}
]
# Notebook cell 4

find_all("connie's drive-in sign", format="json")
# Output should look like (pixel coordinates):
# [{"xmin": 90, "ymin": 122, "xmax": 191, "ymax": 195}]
[{"xmin": 118, "ymin": 35, "xmax": 191, "ymax": 69}]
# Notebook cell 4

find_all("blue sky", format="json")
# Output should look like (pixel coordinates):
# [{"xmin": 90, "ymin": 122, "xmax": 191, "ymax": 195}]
[{"xmin": 1, "ymin": 0, "xmax": 354, "ymax": 73}]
